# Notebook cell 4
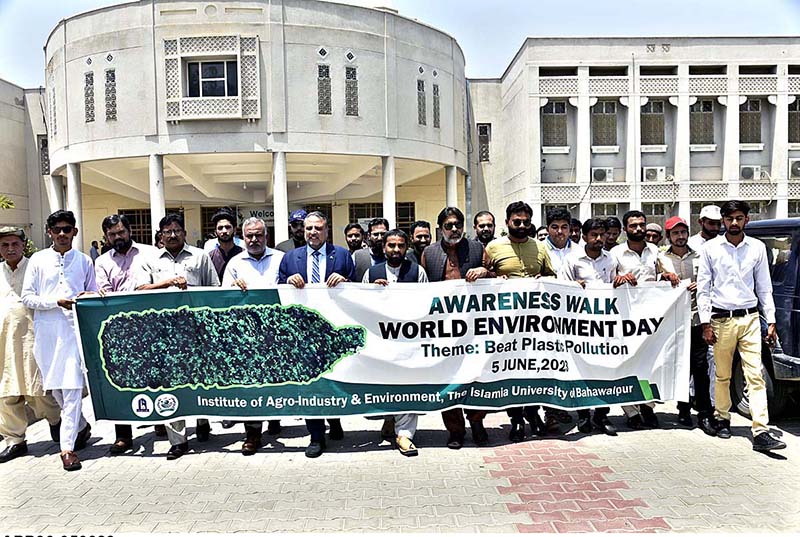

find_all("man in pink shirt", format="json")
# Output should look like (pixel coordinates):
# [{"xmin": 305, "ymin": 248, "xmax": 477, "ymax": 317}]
[{"xmin": 95, "ymin": 214, "xmax": 157, "ymax": 454}]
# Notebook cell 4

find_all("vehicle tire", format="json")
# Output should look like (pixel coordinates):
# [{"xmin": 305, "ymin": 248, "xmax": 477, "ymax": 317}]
[{"xmin": 730, "ymin": 350, "xmax": 789, "ymax": 417}]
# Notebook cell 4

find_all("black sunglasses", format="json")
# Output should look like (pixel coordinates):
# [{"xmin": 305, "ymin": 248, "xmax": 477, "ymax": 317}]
[
  {"xmin": 511, "ymin": 219, "xmax": 532, "ymax": 227},
  {"xmin": 443, "ymin": 222, "xmax": 464, "ymax": 231},
  {"xmin": 50, "ymin": 225, "xmax": 74, "ymax": 235}
]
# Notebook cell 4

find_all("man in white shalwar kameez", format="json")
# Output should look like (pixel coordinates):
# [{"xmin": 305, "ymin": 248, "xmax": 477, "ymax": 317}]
[
  {"xmin": 0, "ymin": 227, "xmax": 62, "ymax": 463},
  {"xmin": 21, "ymin": 210, "xmax": 97, "ymax": 471}
]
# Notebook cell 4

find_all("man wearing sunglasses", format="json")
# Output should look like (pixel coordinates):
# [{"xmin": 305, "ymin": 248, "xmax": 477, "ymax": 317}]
[
  {"xmin": 485, "ymin": 201, "xmax": 556, "ymax": 442},
  {"xmin": 21, "ymin": 210, "xmax": 97, "ymax": 471},
  {"xmin": 421, "ymin": 207, "xmax": 495, "ymax": 449},
  {"xmin": 276, "ymin": 209, "xmax": 308, "ymax": 253}
]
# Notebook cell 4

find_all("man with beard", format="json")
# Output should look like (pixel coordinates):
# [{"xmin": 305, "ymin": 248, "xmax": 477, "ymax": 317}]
[
  {"xmin": 344, "ymin": 223, "xmax": 365, "ymax": 261},
  {"xmin": 604, "ymin": 217, "xmax": 622, "ymax": 251},
  {"xmin": 275, "ymin": 209, "xmax": 308, "ymax": 253},
  {"xmin": 406, "ymin": 221, "xmax": 431, "ymax": 264},
  {"xmin": 21, "ymin": 211, "xmax": 97, "ymax": 471},
  {"xmin": 207, "ymin": 209, "xmax": 243, "ymax": 281},
  {"xmin": 610, "ymin": 210, "xmax": 679, "ymax": 430},
  {"xmin": 658, "ymin": 217, "xmax": 715, "ymax": 434},
  {"xmin": 223, "ymin": 217, "xmax": 285, "ymax": 454},
  {"xmin": 645, "ymin": 223, "xmax": 664, "ymax": 247},
  {"xmin": 364, "ymin": 229, "xmax": 428, "ymax": 456},
  {"xmin": 136, "ymin": 213, "xmax": 219, "ymax": 459},
  {"xmin": 486, "ymin": 201, "xmax": 555, "ymax": 442},
  {"xmin": 353, "ymin": 218, "xmax": 389, "ymax": 282},
  {"xmin": 558, "ymin": 218, "xmax": 618, "ymax": 436},
  {"xmin": 570, "ymin": 218, "xmax": 583, "ymax": 245},
  {"xmin": 95, "ymin": 214, "xmax": 158, "ymax": 454},
  {"xmin": 473, "ymin": 211, "xmax": 496, "ymax": 247},
  {"xmin": 0, "ymin": 227, "xmax": 62, "ymax": 464},
  {"xmin": 697, "ymin": 201, "xmax": 785, "ymax": 452},
  {"xmin": 688, "ymin": 205, "xmax": 722, "ymax": 252},
  {"xmin": 421, "ymin": 207, "xmax": 494, "ymax": 449}
]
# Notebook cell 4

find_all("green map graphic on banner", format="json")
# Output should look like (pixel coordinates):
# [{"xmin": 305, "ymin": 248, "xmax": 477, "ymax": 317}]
[{"xmin": 99, "ymin": 304, "xmax": 366, "ymax": 390}]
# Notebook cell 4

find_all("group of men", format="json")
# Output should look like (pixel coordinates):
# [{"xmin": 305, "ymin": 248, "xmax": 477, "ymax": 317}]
[{"xmin": 0, "ymin": 197, "xmax": 786, "ymax": 472}]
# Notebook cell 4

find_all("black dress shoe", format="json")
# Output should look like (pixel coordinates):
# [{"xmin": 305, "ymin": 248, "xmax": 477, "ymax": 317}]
[
  {"xmin": 328, "ymin": 420, "xmax": 344, "ymax": 441},
  {"xmin": 0, "ymin": 442, "xmax": 28, "ymax": 463},
  {"xmin": 61, "ymin": 451, "xmax": 82, "ymax": 471},
  {"xmin": 196, "ymin": 422, "xmax": 211, "ymax": 442},
  {"xmin": 108, "ymin": 438, "xmax": 134, "ymax": 455},
  {"xmin": 555, "ymin": 409, "xmax": 573, "ymax": 424},
  {"xmin": 305, "ymin": 440, "xmax": 325, "ymax": 458},
  {"xmin": 242, "ymin": 435, "xmax": 262, "ymax": 456},
  {"xmin": 221, "ymin": 420, "xmax": 236, "ymax": 429},
  {"xmin": 640, "ymin": 405, "xmax": 660, "ymax": 428},
  {"xmin": 50, "ymin": 421, "xmax": 61, "ymax": 443},
  {"xmin": 626, "ymin": 414, "xmax": 646, "ymax": 430},
  {"xmin": 699, "ymin": 416, "xmax": 717, "ymax": 437},
  {"xmin": 715, "ymin": 419, "xmax": 732, "ymax": 439},
  {"xmin": 470, "ymin": 421, "xmax": 489, "ymax": 447},
  {"xmin": 266, "ymin": 420, "xmax": 282, "ymax": 435},
  {"xmin": 593, "ymin": 416, "xmax": 617, "ymax": 436},
  {"xmin": 166, "ymin": 442, "xmax": 189, "ymax": 460},
  {"xmin": 752, "ymin": 432, "xmax": 786, "ymax": 452},
  {"xmin": 509, "ymin": 422, "xmax": 525, "ymax": 443},
  {"xmin": 154, "ymin": 424, "xmax": 168, "ymax": 437},
  {"xmin": 678, "ymin": 412, "xmax": 693, "ymax": 427},
  {"xmin": 446, "ymin": 436, "xmax": 464, "ymax": 449},
  {"xmin": 525, "ymin": 412, "xmax": 548, "ymax": 437},
  {"xmin": 74, "ymin": 424, "xmax": 91, "ymax": 451},
  {"xmin": 577, "ymin": 417, "xmax": 593, "ymax": 434}
]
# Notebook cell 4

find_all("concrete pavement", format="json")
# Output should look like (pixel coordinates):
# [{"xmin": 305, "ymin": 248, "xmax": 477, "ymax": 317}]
[{"xmin": 1, "ymin": 400, "xmax": 798, "ymax": 533}]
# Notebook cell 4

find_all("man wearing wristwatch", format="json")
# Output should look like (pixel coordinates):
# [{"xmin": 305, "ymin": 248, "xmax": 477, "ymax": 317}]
[{"xmin": 696, "ymin": 200, "xmax": 785, "ymax": 452}]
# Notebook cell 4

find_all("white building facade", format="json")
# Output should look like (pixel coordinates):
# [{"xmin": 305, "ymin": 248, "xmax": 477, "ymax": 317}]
[
  {"xmin": 36, "ymin": 0, "xmax": 468, "ymax": 251},
  {"xmin": 469, "ymin": 37, "xmax": 800, "ymax": 229}
]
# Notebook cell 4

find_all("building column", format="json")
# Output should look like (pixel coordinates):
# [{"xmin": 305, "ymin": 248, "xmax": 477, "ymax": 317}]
[
  {"xmin": 382, "ymin": 156, "xmax": 396, "ymax": 228},
  {"xmin": 620, "ymin": 94, "xmax": 643, "ymax": 211},
  {"xmin": 272, "ymin": 151, "xmax": 288, "ymax": 243},
  {"xmin": 445, "ymin": 165, "xmax": 458, "ymax": 207},
  {"xmin": 44, "ymin": 174, "xmax": 65, "ymax": 215},
  {"xmin": 770, "ymin": 64, "xmax": 791, "ymax": 219},
  {"xmin": 149, "ymin": 155, "xmax": 166, "ymax": 243},
  {"xmin": 574, "ymin": 66, "xmax": 592, "ymax": 183},
  {"xmin": 721, "ymin": 64, "xmax": 742, "ymax": 192},
  {"xmin": 65, "ymin": 163, "xmax": 83, "ymax": 252},
  {"xmin": 528, "ymin": 66, "xmax": 542, "ymax": 184},
  {"xmin": 464, "ymin": 173, "xmax": 473, "ymax": 226},
  {"xmin": 672, "ymin": 64, "xmax": 692, "ymax": 183}
]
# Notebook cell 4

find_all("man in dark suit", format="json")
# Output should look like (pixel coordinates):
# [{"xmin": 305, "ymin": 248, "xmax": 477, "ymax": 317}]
[
  {"xmin": 278, "ymin": 211, "xmax": 356, "ymax": 458},
  {"xmin": 353, "ymin": 218, "xmax": 388, "ymax": 282}
]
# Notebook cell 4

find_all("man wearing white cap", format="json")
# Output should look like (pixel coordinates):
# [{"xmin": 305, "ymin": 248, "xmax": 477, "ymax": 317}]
[{"xmin": 688, "ymin": 205, "xmax": 722, "ymax": 251}]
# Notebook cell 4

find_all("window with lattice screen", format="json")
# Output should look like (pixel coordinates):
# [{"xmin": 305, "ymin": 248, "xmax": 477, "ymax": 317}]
[
  {"xmin": 641, "ymin": 100, "xmax": 665, "ymax": 145},
  {"xmin": 789, "ymin": 98, "xmax": 800, "ymax": 143},
  {"xmin": 417, "ymin": 80, "xmax": 426, "ymax": 125},
  {"xmin": 84, "ymin": 72, "xmax": 95, "ymax": 123},
  {"xmin": 105, "ymin": 70, "xmax": 117, "ymax": 121},
  {"xmin": 348, "ymin": 202, "xmax": 415, "ymax": 234},
  {"xmin": 591, "ymin": 101, "xmax": 617, "ymax": 146},
  {"xmin": 542, "ymin": 101, "xmax": 567, "ymax": 146},
  {"xmin": 345, "ymin": 66, "xmax": 358, "ymax": 117},
  {"xmin": 690, "ymin": 99, "xmax": 714, "ymax": 144},
  {"xmin": 318, "ymin": 64, "xmax": 331, "ymax": 115},
  {"xmin": 477, "ymin": 123, "xmax": 491, "ymax": 162},
  {"xmin": 739, "ymin": 99, "xmax": 761, "ymax": 144},
  {"xmin": 591, "ymin": 203, "xmax": 618, "ymax": 218}
]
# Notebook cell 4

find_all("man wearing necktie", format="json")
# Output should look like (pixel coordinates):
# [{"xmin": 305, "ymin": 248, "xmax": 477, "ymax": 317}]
[{"xmin": 278, "ymin": 211, "xmax": 356, "ymax": 457}]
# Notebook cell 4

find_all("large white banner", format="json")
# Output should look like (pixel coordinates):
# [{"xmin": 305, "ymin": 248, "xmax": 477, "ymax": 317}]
[{"xmin": 77, "ymin": 278, "xmax": 690, "ymax": 421}]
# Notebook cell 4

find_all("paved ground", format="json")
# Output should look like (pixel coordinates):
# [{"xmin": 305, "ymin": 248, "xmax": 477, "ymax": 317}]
[{"xmin": 1, "ymin": 401, "xmax": 798, "ymax": 534}]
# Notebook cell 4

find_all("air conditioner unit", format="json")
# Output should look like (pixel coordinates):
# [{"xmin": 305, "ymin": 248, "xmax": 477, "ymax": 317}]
[
  {"xmin": 789, "ymin": 158, "xmax": 800, "ymax": 179},
  {"xmin": 591, "ymin": 167, "xmax": 614, "ymax": 182},
  {"xmin": 739, "ymin": 165, "xmax": 761, "ymax": 181},
  {"xmin": 642, "ymin": 166, "xmax": 666, "ymax": 182}
]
